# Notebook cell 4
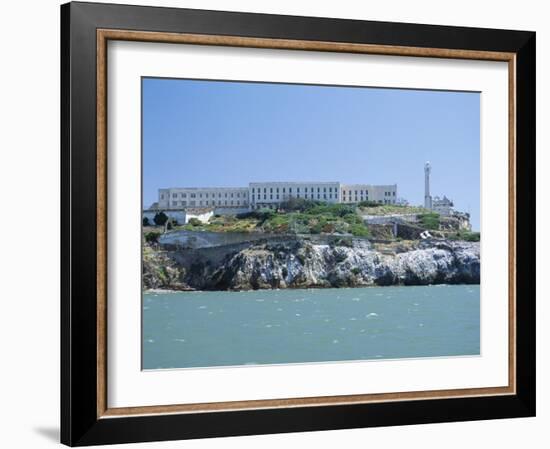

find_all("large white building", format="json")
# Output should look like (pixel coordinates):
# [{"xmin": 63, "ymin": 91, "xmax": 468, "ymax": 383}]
[{"xmin": 157, "ymin": 182, "xmax": 397, "ymax": 210}]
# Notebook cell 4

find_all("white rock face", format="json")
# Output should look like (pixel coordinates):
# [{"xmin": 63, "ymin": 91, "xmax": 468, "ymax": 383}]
[
  {"xmin": 203, "ymin": 239, "xmax": 480, "ymax": 290},
  {"xmin": 144, "ymin": 237, "xmax": 480, "ymax": 290}
]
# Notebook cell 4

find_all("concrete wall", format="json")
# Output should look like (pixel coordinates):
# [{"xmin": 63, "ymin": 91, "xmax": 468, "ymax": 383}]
[
  {"xmin": 213, "ymin": 207, "xmax": 251, "ymax": 216},
  {"xmin": 362, "ymin": 213, "xmax": 418, "ymax": 225},
  {"xmin": 159, "ymin": 230, "xmax": 280, "ymax": 248}
]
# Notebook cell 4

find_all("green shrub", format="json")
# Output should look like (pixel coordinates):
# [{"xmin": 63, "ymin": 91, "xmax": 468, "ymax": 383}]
[
  {"xmin": 358, "ymin": 200, "xmax": 381, "ymax": 207},
  {"xmin": 449, "ymin": 231, "xmax": 480, "ymax": 242},
  {"xmin": 463, "ymin": 232, "xmax": 480, "ymax": 242},
  {"xmin": 142, "ymin": 217, "xmax": 150, "ymax": 226},
  {"xmin": 187, "ymin": 217, "xmax": 202, "ymax": 226},
  {"xmin": 342, "ymin": 213, "xmax": 363, "ymax": 225},
  {"xmin": 350, "ymin": 223, "xmax": 370, "ymax": 237},
  {"xmin": 153, "ymin": 211, "xmax": 169, "ymax": 226},
  {"xmin": 351, "ymin": 267, "xmax": 361, "ymax": 275},
  {"xmin": 306, "ymin": 203, "xmax": 355, "ymax": 217},
  {"xmin": 417, "ymin": 213, "xmax": 440, "ymax": 230},
  {"xmin": 280, "ymin": 197, "xmax": 321, "ymax": 212},
  {"xmin": 144, "ymin": 231, "xmax": 161, "ymax": 244}
]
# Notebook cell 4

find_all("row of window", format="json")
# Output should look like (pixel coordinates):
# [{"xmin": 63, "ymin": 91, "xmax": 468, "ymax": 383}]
[
  {"xmin": 162, "ymin": 192, "xmax": 248, "ymax": 200},
  {"xmin": 251, "ymin": 186, "xmax": 337, "ymax": 194},
  {"xmin": 251, "ymin": 193, "xmax": 337, "ymax": 202},
  {"xmin": 171, "ymin": 200, "xmax": 248, "ymax": 207},
  {"xmin": 162, "ymin": 189, "xmax": 395, "ymax": 201},
  {"xmin": 342, "ymin": 190, "xmax": 369, "ymax": 196}
]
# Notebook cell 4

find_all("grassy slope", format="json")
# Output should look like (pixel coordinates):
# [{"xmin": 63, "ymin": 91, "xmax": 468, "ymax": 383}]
[{"xmin": 148, "ymin": 203, "xmax": 479, "ymax": 241}]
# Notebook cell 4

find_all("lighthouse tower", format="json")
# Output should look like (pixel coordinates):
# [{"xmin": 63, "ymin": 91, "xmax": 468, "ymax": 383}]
[{"xmin": 424, "ymin": 162, "xmax": 432, "ymax": 210}]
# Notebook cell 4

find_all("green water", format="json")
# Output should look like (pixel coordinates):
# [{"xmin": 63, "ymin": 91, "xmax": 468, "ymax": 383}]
[{"xmin": 142, "ymin": 285, "xmax": 480, "ymax": 369}]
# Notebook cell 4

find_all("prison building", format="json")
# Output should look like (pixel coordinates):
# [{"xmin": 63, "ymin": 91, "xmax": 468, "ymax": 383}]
[
  {"xmin": 249, "ymin": 182, "xmax": 340, "ymax": 209},
  {"xmin": 157, "ymin": 182, "xmax": 397, "ymax": 211},
  {"xmin": 157, "ymin": 187, "xmax": 249, "ymax": 209}
]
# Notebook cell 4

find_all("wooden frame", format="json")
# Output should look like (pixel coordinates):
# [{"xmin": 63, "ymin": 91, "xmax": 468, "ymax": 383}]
[{"xmin": 62, "ymin": 1, "xmax": 535, "ymax": 446}]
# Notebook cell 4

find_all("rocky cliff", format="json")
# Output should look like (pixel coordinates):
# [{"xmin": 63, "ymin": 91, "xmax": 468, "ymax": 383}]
[{"xmin": 143, "ymin": 236, "xmax": 480, "ymax": 291}]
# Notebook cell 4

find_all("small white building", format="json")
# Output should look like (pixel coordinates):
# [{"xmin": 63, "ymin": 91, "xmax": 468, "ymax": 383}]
[{"xmin": 432, "ymin": 195, "xmax": 454, "ymax": 216}]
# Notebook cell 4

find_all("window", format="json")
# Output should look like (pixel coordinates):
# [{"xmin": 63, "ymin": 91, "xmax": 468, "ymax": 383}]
[
  {"xmin": 264, "ymin": 194, "xmax": 266, "ymax": 200},
  {"xmin": 182, "ymin": 201, "xmax": 187, "ymax": 206},
  {"xmin": 289, "ymin": 187, "xmax": 292, "ymax": 193},
  {"xmin": 323, "ymin": 187, "xmax": 326, "ymax": 192},
  {"xmin": 305, "ymin": 187, "xmax": 308, "ymax": 193},
  {"xmin": 252, "ymin": 195, "xmax": 255, "ymax": 201},
  {"xmin": 172, "ymin": 193, "xmax": 177, "ymax": 198},
  {"xmin": 283, "ymin": 188, "xmax": 285, "ymax": 193},
  {"xmin": 270, "ymin": 188, "xmax": 273, "ymax": 193},
  {"xmin": 264, "ymin": 188, "xmax": 266, "ymax": 193},
  {"xmin": 270, "ymin": 194, "xmax": 273, "ymax": 200},
  {"xmin": 160, "ymin": 194, "xmax": 164, "ymax": 199},
  {"xmin": 252, "ymin": 188, "xmax": 255, "ymax": 193},
  {"xmin": 205, "ymin": 201, "xmax": 208, "ymax": 206},
  {"xmin": 297, "ymin": 187, "xmax": 300, "ymax": 192},
  {"xmin": 276, "ymin": 187, "xmax": 279, "ymax": 193},
  {"xmin": 190, "ymin": 193, "xmax": 196, "ymax": 198},
  {"xmin": 276, "ymin": 194, "xmax": 279, "ymax": 200}
]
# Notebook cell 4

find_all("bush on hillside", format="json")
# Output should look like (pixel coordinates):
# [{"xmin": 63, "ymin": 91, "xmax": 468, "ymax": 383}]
[
  {"xmin": 417, "ymin": 213, "xmax": 440, "ymax": 230},
  {"xmin": 358, "ymin": 200, "xmax": 382, "ymax": 207},
  {"xmin": 187, "ymin": 217, "xmax": 202, "ymax": 226},
  {"xmin": 144, "ymin": 231, "xmax": 161, "ymax": 244},
  {"xmin": 153, "ymin": 211, "xmax": 169, "ymax": 226}
]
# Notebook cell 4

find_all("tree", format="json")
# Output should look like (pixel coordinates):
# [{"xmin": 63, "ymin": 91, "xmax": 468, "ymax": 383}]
[
  {"xmin": 142, "ymin": 217, "xmax": 150, "ymax": 226},
  {"xmin": 153, "ymin": 211, "xmax": 168, "ymax": 226},
  {"xmin": 188, "ymin": 217, "xmax": 202, "ymax": 226}
]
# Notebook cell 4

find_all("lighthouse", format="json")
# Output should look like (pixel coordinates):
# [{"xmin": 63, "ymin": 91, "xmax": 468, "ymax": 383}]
[{"xmin": 424, "ymin": 161, "xmax": 432, "ymax": 210}]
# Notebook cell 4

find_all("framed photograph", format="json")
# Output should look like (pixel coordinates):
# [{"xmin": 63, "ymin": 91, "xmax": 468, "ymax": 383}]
[{"xmin": 61, "ymin": 1, "xmax": 536, "ymax": 446}]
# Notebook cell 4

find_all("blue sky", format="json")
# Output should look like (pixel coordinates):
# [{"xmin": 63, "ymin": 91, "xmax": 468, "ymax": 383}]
[{"xmin": 142, "ymin": 78, "xmax": 480, "ymax": 230}]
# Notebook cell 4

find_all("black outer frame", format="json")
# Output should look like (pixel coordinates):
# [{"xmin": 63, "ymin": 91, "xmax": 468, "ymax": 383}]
[{"xmin": 60, "ymin": 1, "xmax": 536, "ymax": 446}]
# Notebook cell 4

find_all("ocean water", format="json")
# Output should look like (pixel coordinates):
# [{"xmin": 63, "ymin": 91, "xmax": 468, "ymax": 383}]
[{"xmin": 142, "ymin": 285, "xmax": 480, "ymax": 370}]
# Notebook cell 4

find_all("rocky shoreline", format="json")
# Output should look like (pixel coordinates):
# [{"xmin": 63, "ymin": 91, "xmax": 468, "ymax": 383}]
[{"xmin": 143, "ymin": 235, "xmax": 480, "ymax": 291}]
